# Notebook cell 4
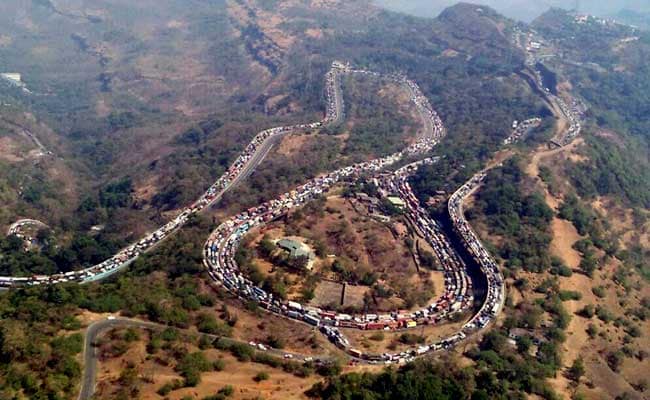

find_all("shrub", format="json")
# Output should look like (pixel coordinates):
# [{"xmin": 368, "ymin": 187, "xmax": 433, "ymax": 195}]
[
  {"xmin": 161, "ymin": 328, "xmax": 180, "ymax": 341},
  {"xmin": 197, "ymin": 313, "xmax": 232, "ymax": 336},
  {"xmin": 202, "ymin": 386, "xmax": 234, "ymax": 400},
  {"xmin": 230, "ymin": 343, "xmax": 255, "ymax": 361},
  {"xmin": 213, "ymin": 359, "xmax": 226, "ymax": 371},
  {"xmin": 157, "ymin": 379, "xmax": 183, "ymax": 395},
  {"xmin": 514, "ymin": 278, "xmax": 529, "ymax": 290},
  {"xmin": 213, "ymin": 338, "xmax": 231, "ymax": 351},
  {"xmin": 123, "ymin": 328, "xmax": 140, "ymax": 342},
  {"xmin": 157, "ymin": 383, "xmax": 173, "ymax": 396},
  {"xmin": 182, "ymin": 295, "xmax": 202, "ymax": 311},
  {"xmin": 586, "ymin": 324, "xmax": 598, "ymax": 339},
  {"xmin": 577, "ymin": 304, "xmax": 595, "ymax": 318},
  {"xmin": 252, "ymin": 352, "xmax": 281, "ymax": 368},
  {"xmin": 61, "ymin": 315, "xmax": 82, "ymax": 330},
  {"xmin": 566, "ymin": 357, "xmax": 585, "ymax": 382},
  {"xmin": 254, "ymin": 371, "xmax": 269, "ymax": 382},
  {"xmin": 399, "ymin": 333, "xmax": 425, "ymax": 345},
  {"xmin": 265, "ymin": 335, "xmax": 285, "ymax": 349},
  {"xmin": 199, "ymin": 335, "xmax": 214, "ymax": 350},
  {"xmin": 607, "ymin": 351, "xmax": 625, "ymax": 372},
  {"xmin": 316, "ymin": 360, "xmax": 342, "ymax": 377},
  {"xmin": 553, "ymin": 265, "xmax": 573, "ymax": 277},
  {"xmin": 579, "ymin": 255, "xmax": 598, "ymax": 277},
  {"xmin": 592, "ymin": 286, "xmax": 606, "ymax": 298},
  {"xmin": 559, "ymin": 290, "xmax": 582, "ymax": 301},
  {"xmin": 184, "ymin": 369, "xmax": 201, "ymax": 387},
  {"xmin": 596, "ymin": 306, "xmax": 614, "ymax": 323},
  {"xmin": 176, "ymin": 351, "xmax": 212, "ymax": 387},
  {"xmin": 147, "ymin": 337, "xmax": 162, "ymax": 354},
  {"xmin": 626, "ymin": 325, "xmax": 642, "ymax": 338},
  {"xmin": 516, "ymin": 335, "xmax": 532, "ymax": 353},
  {"xmin": 51, "ymin": 333, "xmax": 83, "ymax": 356},
  {"xmin": 219, "ymin": 385, "xmax": 235, "ymax": 396}
]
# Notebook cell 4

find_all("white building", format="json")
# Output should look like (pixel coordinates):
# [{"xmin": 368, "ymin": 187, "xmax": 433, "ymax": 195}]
[{"xmin": 1, "ymin": 73, "xmax": 22, "ymax": 84}]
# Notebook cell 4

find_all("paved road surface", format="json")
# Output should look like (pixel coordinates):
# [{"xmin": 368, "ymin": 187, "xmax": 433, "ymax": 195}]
[
  {"xmin": 6, "ymin": 218, "xmax": 49, "ymax": 236},
  {"xmin": 78, "ymin": 317, "xmax": 321, "ymax": 400},
  {"xmin": 0, "ymin": 117, "xmax": 51, "ymax": 155}
]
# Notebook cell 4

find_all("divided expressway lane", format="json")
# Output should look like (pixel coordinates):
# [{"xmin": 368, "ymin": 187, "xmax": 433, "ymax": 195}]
[
  {"xmin": 1, "ymin": 129, "xmax": 289, "ymax": 287},
  {"xmin": 2, "ymin": 60, "xmax": 551, "ymax": 399},
  {"xmin": 201, "ymin": 63, "xmax": 514, "ymax": 363},
  {"xmin": 0, "ymin": 62, "xmax": 347, "ymax": 288}
]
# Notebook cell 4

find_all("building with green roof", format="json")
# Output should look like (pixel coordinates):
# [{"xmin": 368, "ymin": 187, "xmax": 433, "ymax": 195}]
[{"xmin": 277, "ymin": 238, "xmax": 315, "ymax": 270}]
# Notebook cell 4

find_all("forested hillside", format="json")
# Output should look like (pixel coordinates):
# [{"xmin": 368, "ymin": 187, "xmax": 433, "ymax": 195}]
[
  {"xmin": 442, "ymin": 8, "xmax": 650, "ymax": 400},
  {"xmin": 0, "ymin": 0, "xmax": 545, "ymax": 275},
  {"xmin": 0, "ymin": 2, "xmax": 647, "ymax": 400}
]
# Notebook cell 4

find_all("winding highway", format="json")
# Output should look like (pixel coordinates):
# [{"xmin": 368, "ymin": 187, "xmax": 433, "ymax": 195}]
[
  {"xmin": 516, "ymin": 29, "xmax": 586, "ymax": 148},
  {"xmin": 0, "ymin": 62, "xmax": 346, "ymax": 288},
  {"xmin": 201, "ymin": 63, "xmax": 514, "ymax": 363},
  {"xmin": 78, "ymin": 318, "xmax": 156, "ymax": 400},
  {"xmin": 3, "ymin": 60, "xmax": 548, "ymax": 399}
]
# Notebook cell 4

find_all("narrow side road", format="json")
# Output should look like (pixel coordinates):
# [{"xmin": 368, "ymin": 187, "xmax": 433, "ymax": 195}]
[{"xmin": 77, "ymin": 317, "xmax": 320, "ymax": 400}]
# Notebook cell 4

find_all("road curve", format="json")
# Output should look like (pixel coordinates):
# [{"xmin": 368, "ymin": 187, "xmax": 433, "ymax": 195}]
[
  {"xmin": 77, "ymin": 318, "xmax": 154, "ymax": 400},
  {"xmin": 0, "ymin": 62, "xmax": 347, "ymax": 288},
  {"xmin": 7, "ymin": 218, "xmax": 50, "ymax": 236},
  {"xmin": 8, "ymin": 60, "xmax": 530, "ymax": 395},
  {"xmin": 201, "ymin": 63, "xmax": 514, "ymax": 363},
  {"xmin": 78, "ymin": 317, "xmax": 324, "ymax": 400}
]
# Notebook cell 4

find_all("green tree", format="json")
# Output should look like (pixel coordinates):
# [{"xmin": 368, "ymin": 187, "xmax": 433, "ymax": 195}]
[{"xmin": 567, "ymin": 357, "xmax": 585, "ymax": 382}]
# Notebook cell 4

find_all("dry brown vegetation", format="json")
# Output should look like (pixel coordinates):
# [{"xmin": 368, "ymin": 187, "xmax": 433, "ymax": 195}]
[
  {"xmin": 93, "ymin": 327, "xmax": 322, "ymax": 400},
  {"xmin": 342, "ymin": 319, "xmax": 467, "ymax": 355},
  {"xmin": 219, "ymin": 72, "xmax": 425, "ymax": 216},
  {"xmin": 524, "ymin": 139, "xmax": 650, "ymax": 400},
  {"xmin": 244, "ymin": 194, "xmax": 438, "ymax": 312}
]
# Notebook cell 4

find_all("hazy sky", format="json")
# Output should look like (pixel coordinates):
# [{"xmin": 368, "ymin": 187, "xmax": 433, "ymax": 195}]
[{"xmin": 373, "ymin": 0, "xmax": 650, "ymax": 22}]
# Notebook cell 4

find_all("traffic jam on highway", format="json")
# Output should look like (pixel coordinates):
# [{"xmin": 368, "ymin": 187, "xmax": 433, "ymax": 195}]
[
  {"xmin": 205, "ymin": 107, "xmax": 542, "ymax": 363},
  {"xmin": 379, "ymin": 160, "xmax": 475, "ymax": 323},
  {"xmin": 550, "ymin": 93, "xmax": 585, "ymax": 147},
  {"xmin": 0, "ymin": 63, "xmax": 351, "ymax": 288},
  {"xmin": 337, "ymin": 61, "xmax": 440, "ymax": 153},
  {"xmin": 504, "ymin": 118, "xmax": 542, "ymax": 145},
  {"xmin": 445, "ymin": 115, "xmax": 544, "ymax": 335},
  {"xmin": 6, "ymin": 219, "xmax": 49, "ymax": 249},
  {"xmin": 448, "ymin": 172, "xmax": 505, "ymax": 333},
  {"xmin": 522, "ymin": 36, "xmax": 586, "ymax": 148},
  {"xmin": 202, "ymin": 64, "xmax": 511, "ymax": 363},
  {"xmin": 0, "ymin": 124, "xmax": 310, "ymax": 287},
  {"xmin": 2, "ymin": 60, "xmax": 511, "ymax": 366}
]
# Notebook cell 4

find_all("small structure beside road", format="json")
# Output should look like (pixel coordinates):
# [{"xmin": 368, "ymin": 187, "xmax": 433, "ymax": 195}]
[
  {"xmin": 277, "ymin": 238, "xmax": 315, "ymax": 270},
  {"xmin": 386, "ymin": 196, "xmax": 406, "ymax": 209}
]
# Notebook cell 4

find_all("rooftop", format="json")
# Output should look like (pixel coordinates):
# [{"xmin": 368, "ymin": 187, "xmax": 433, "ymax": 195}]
[
  {"xmin": 277, "ymin": 238, "xmax": 315, "ymax": 261},
  {"xmin": 387, "ymin": 196, "xmax": 406, "ymax": 207}
]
